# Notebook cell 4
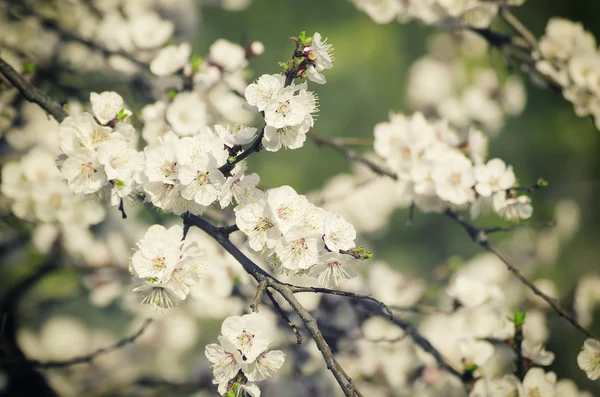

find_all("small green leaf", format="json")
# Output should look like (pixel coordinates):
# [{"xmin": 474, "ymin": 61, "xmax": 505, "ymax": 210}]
[
  {"xmin": 513, "ymin": 310, "xmax": 527, "ymax": 326},
  {"xmin": 23, "ymin": 61, "xmax": 36, "ymax": 73},
  {"xmin": 167, "ymin": 89, "xmax": 178, "ymax": 101},
  {"xmin": 114, "ymin": 179, "xmax": 125, "ymax": 186},
  {"xmin": 117, "ymin": 108, "xmax": 127, "ymax": 121},
  {"xmin": 228, "ymin": 156, "xmax": 236, "ymax": 164},
  {"xmin": 232, "ymin": 383, "xmax": 239, "ymax": 392},
  {"xmin": 465, "ymin": 363, "xmax": 478, "ymax": 372},
  {"xmin": 537, "ymin": 177, "xmax": 548, "ymax": 187},
  {"xmin": 191, "ymin": 54, "xmax": 203, "ymax": 72},
  {"xmin": 298, "ymin": 31, "xmax": 307, "ymax": 44}
]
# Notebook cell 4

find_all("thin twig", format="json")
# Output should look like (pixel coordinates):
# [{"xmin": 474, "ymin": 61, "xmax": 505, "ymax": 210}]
[
  {"xmin": 250, "ymin": 280, "xmax": 268, "ymax": 312},
  {"xmin": 182, "ymin": 212, "xmax": 362, "ymax": 396},
  {"xmin": 264, "ymin": 289, "xmax": 302, "ymax": 344},
  {"xmin": 445, "ymin": 209, "xmax": 598, "ymax": 340},
  {"xmin": 0, "ymin": 57, "xmax": 67, "ymax": 122},
  {"xmin": 27, "ymin": 319, "xmax": 153, "ymax": 369},
  {"xmin": 308, "ymin": 130, "xmax": 598, "ymax": 341},
  {"xmin": 483, "ymin": 220, "xmax": 555, "ymax": 235},
  {"xmin": 291, "ymin": 286, "xmax": 393, "ymax": 319},
  {"xmin": 500, "ymin": 8, "xmax": 538, "ymax": 51}
]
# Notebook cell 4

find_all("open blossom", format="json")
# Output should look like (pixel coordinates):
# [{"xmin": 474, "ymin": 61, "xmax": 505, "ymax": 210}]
[
  {"xmin": 90, "ymin": 91, "xmax": 126, "ymax": 125},
  {"xmin": 220, "ymin": 164, "xmax": 262, "ymax": 208},
  {"xmin": 178, "ymin": 153, "xmax": 225, "ymax": 206},
  {"xmin": 130, "ymin": 224, "xmax": 203, "ymax": 310},
  {"xmin": 323, "ymin": 212, "xmax": 356, "ymax": 252},
  {"xmin": 577, "ymin": 338, "xmax": 600, "ymax": 380},
  {"xmin": 59, "ymin": 113, "xmax": 114, "ymax": 155},
  {"xmin": 431, "ymin": 150, "xmax": 475, "ymax": 206},
  {"xmin": 304, "ymin": 32, "xmax": 334, "ymax": 84},
  {"xmin": 208, "ymin": 39, "xmax": 248, "ymax": 72},
  {"xmin": 309, "ymin": 252, "xmax": 358, "ymax": 288},
  {"xmin": 266, "ymin": 186, "xmax": 310, "ymax": 233},
  {"xmin": 245, "ymin": 74, "xmax": 285, "ymax": 112},
  {"xmin": 519, "ymin": 368, "xmax": 556, "ymax": 397},
  {"xmin": 235, "ymin": 199, "xmax": 281, "ymax": 251},
  {"xmin": 263, "ymin": 85, "xmax": 317, "ymax": 129},
  {"xmin": 150, "ymin": 43, "xmax": 191, "ymax": 76},
  {"xmin": 275, "ymin": 226, "xmax": 323, "ymax": 271},
  {"xmin": 206, "ymin": 313, "xmax": 285, "ymax": 395},
  {"xmin": 262, "ymin": 119, "xmax": 311, "ymax": 152},
  {"xmin": 60, "ymin": 148, "xmax": 107, "ymax": 195},
  {"xmin": 129, "ymin": 12, "xmax": 173, "ymax": 49},
  {"xmin": 166, "ymin": 92, "xmax": 208, "ymax": 136},
  {"xmin": 493, "ymin": 192, "xmax": 533, "ymax": 221},
  {"xmin": 473, "ymin": 158, "xmax": 515, "ymax": 197},
  {"xmin": 215, "ymin": 124, "xmax": 257, "ymax": 147}
]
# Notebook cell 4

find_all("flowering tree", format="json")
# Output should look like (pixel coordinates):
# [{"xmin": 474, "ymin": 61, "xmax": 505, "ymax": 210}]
[{"xmin": 0, "ymin": 1, "xmax": 599, "ymax": 396}]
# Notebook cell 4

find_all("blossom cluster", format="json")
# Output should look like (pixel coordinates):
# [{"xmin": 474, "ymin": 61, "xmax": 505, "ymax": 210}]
[
  {"xmin": 129, "ymin": 224, "xmax": 204, "ymax": 309},
  {"xmin": 374, "ymin": 112, "xmax": 532, "ymax": 220},
  {"xmin": 535, "ymin": 18, "xmax": 600, "ymax": 129},
  {"xmin": 244, "ymin": 75, "xmax": 318, "ymax": 152},
  {"xmin": 350, "ymin": 0, "xmax": 524, "ymax": 28},
  {"xmin": 58, "ymin": 91, "xmax": 141, "ymax": 206},
  {"xmin": 236, "ymin": 185, "xmax": 360, "ymax": 288},
  {"xmin": 205, "ymin": 313, "xmax": 285, "ymax": 396},
  {"xmin": 141, "ymin": 39, "xmax": 256, "ymax": 143},
  {"xmin": 408, "ymin": 31, "xmax": 527, "ymax": 134}
]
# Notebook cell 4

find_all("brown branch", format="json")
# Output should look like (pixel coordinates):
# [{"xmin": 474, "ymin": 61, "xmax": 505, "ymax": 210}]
[
  {"xmin": 290, "ymin": 286, "xmax": 393, "ymax": 319},
  {"xmin": 0, "ymin": 56, "xmax": 67, "ymax": 122},
  {"xmin": 250, "ymin": 280, "xmax": 268, "ymax": 312},
  {"xmin": 26, "ymin": 319, "xmax": 153, "ymax": 369},
  {"xmin": 264, "ymin": 289, "xmax": 302, "ymax": 344},
  {"xmin": 182, "ymin": 212, "xmax": 363, "ymax": 397},
  {"xmin": 308, "ymin": 130, "xmax": 598, "ymax": 341},
  {"xmin": 499, "ymin": 8, "xmax": 538, "ymax": 51}
]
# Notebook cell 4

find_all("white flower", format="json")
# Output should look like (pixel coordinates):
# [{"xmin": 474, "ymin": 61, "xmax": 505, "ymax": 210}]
[
  {"xmin": 446, "ymin": 275, "xmax": 504, "ymax": 307},
  {"xmin": 220, "ymin": 166, "xmax": 262, "ymax": 208},
  {"xmin": 473, "ymin": 158, "xmax": 515, "ymax": 197},
  {"xmin": 205, "ymin": 335, "xmax": 245, "ymax": 386},
  {"xmin": 245, "ymin": 350, "xmax": 286, "ymax": 382},
  {"xmin": 322, "ymin": 212, "xmax": 356, "ymax": 252},
  {"xmin": 244, "ymin": 74, "xmax": 285, "ymax": 112},
  {"xmin": 59, "ymin": 113, "xmax": 114, "ymax": 155},
  {"xmin": 215, "ymin": 124, "xmax": 257, "ymax": 147},
  {"xmin": 143, "ymin": 132, "xmax": 180, "ymax": 183},
  {"xmin": 304, "ymin": 32, "xmax": 334, "ymax": 84},
  {"xmin": 457, "ymin": 338, "xmax": 494, "ymax": 369},
  {"xmin": 522, "ymin": 339, "xmax": 555, "ymax": 366},
  {"xmin": 263, "ymin": 86, "xmax": 316, "ymax": 129},
  {"xmin": 431, "ymin": 151, "xmax": 475, "ymax": 205},
  {"xmin": 221, "ymin": 313, "xmax": 271, "ymax": 363},
  {"xmin": 166, "ymin": 92, "xmax": 207, "ymax": 136},
  {"xmin": 150, "ymin": 43, "xmax": 191, "ymax": 76},
  {"xmin": 97, "ymin": 138, "xmax": 142, "ymax": 182},
  {"xmin": 130, "ymin": 224, "xmax": 203, "ymax": 309},
  {"xmin": 577, "ymin": 338, "xmax": 600, "ymax": 380},
  {"xmin": 235, "ymin": 199, "xmax": 281, "ymax": 251},
  {"xmin": 266, "ymin": 186, "xmax": 310, "ymax": 233},
  {"xmin": 90, "ymin": 91, "xmax": 125, "ymax": 125},
  {"xmin": 208, "ymin": 39, "xmax": 248, "ymax": 72},
  {"xmin": 309, "ymin": 252, "xmax": 358, "ymax": 288},
  {"xmin": 178, "ymin": 153, "xmax": 225, "ymax": 206},
  {"xmin": 129, "ymin": 12, "xmax": 173, "ymax": 49},
  {"xmin": 519, "ymin": 368, "xmax": 556, "ymax": 397},
  {"xmin": 276, "ymin": 226, "xmax": 323, "ymax": 271},
  {"xmin": 61, "ymin": 148, "xmax": 107, "ymax": 195},
  {"xmin": 492, "ymin": 192, "xmax": 533, "ymax": 221},
  {"xmin": 262, "ymin": 119, "xmax": 311, "ymax": 152}
]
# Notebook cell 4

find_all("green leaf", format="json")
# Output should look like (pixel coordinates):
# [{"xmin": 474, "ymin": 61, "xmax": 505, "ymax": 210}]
[
  {"xmin": 513, "ymin": 310, "xmax": 527, "ymax": 326},
  {"xmin": 117, "ymin": 108, "xmax": 128, "ymax": 121},
  {"xmin": 23, "ymin": 61, "xmax": 36, "ymax": 73},
  {"xmin": 228, "ymin": 156, "xmax": 236, "ymax": 164},
  {"xmin": 191, "ymin": 54, "xmax": 203, "ymax": 72},
  {"xmin": 537, "ymin": 177, "xmax": 548, "ymax": 187},
  {"xmin": 167, "ymin": 89, "xmax": 178, "ymax": 101},
  {"xmin": 114, "ymin": 179, "xmax": 125, "ymax": 186},
  {"xmin": 465, "ymin": 363, "xmax": 478, "ymax": 372},
  {"xmin": 298, "ymin": 31, "xmax": 307, "ymax": 43}
]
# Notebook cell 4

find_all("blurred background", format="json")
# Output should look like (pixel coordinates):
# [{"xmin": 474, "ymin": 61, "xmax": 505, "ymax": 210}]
[{"xmin": 1, "ymin": 0, "xmax": 600, "ymax": 395}]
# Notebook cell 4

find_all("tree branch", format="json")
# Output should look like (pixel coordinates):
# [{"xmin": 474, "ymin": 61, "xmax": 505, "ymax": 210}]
[
  {"xmin": 308, "ymin": 130, "xmax": 598, "ymax": 341},
  {"xmin": 26, "ymin": 319, "xmax": 153, "ymax": 369},
  {"xmin": 264, "ymin": 289, "xmax": 302, "ymax": 344},
  {"xmin": 0, "ymin": 56, "xmax": 67, "ymax": 122}
]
